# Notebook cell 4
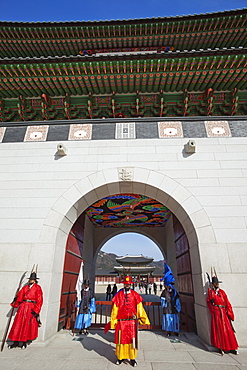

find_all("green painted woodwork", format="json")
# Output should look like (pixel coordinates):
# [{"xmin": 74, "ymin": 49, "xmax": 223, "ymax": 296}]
[
  {"xmin": 0, "ymin": 52, "xmax": 246, "ymax": 99},
  {"xmin": 0, "ymin": 9, "xmax": 246, "ymax": 58},
  {"xmin": 0, "ymin": 9, "xmax": 246, "ymax": 121},
  {"xmin": 0, "ymin": 91, "xmax": 247, "ymax": 122}
]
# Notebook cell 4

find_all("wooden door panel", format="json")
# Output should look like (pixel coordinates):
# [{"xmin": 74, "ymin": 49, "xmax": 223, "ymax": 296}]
[
  {"xmin": 58, "ymin": 214, "xmax": 85, "ymax": 330},
  {"xmin": 173, "ymin": 215, "xmax": 196, "ymax": 333}
]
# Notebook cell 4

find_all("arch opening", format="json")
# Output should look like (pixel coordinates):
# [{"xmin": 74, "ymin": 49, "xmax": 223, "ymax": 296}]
[
  {"xmin": 59, "ymin": 192, "xmax": 198, "ymax": 334},
  {"xmin": 41, "ymin": 168, "xmax": 209, "ymax": 343}
]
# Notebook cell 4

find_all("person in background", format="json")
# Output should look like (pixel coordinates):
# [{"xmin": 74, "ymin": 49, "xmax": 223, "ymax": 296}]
[
  {"xmin": 112, "ymin": 283, "xmax": 118, "ymax": 298},
  {"xmin": 106, "ymin": 284, "xmax": 112, "ymax": 301},
  {"xmin": 153, "ymin": 282, "xmax": 157, "ymax": 295},
  {"xmin": 107, "ymin": 276, "xmax": 150, "ymax": 367},
  {"xmin": 148, "ymin": 283, "xmax": 152, "ymax": 294},
  {"xmin": 160, "ymin": 284, "xmax": 181, "ymax": 337},
  {"xmin": 74, "ymin": 279, "xmax": 96, "ymax": 336},
  {"xmin": 160, "ymin": 261, "xmax": 181, "ymax": 337},
  {"xmin": 207, "ymin": 273, "xmax": 238, "ymax": 355}
]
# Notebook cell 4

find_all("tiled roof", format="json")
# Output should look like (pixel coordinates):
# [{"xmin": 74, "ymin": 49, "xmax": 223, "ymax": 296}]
[{"xmin": 116, "ymin": 255, "xmax": 154, "ymax": 263}]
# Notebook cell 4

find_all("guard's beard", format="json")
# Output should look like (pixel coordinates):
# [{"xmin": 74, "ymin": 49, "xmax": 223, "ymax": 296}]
[{"xmin": 124, "ymin": 287, "xmax": 130, "ymax": 292}]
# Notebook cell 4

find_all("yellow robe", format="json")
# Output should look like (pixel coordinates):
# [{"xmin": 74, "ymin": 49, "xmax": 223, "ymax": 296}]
[{"xmin": 110, "ymin": 301, "xmax": 150, "ymax": 360}]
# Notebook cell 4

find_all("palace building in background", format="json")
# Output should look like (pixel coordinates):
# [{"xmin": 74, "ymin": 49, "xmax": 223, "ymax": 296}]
[{"xmin": 0, "ymin": 9, "xmax": 246, "ymax": 347}]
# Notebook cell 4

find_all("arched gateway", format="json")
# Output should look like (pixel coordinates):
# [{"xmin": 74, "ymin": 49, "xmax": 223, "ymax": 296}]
[{"xmin": 40, "ymin": 167, "xmax": 211, "ymax": 344}]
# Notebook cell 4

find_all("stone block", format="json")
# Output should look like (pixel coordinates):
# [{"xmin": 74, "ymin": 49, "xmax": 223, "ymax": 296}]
[
  {"xmin": 211, "ymin": 217, "xmax": 246, "ymax": 229},
  {"xmin": 103, "ymin": 167, "xmax": 119, "ymax": 184},
  {"xmin": 62, "ymin": 185, "xmax": 83, "ymax": 205},
  {"xmin": 144, "ymin": 184, "xmax": 158, "ymax": 199},
  {"xmin": 107, "ymin": 182, "xmax": 121, "ymax": 195},
  {"xmin": 199, "ymin": 243, "xmax": 231, "ymax": 274},
  {"xmin": 165, "ymin": 169, "xmax": 198, "ymax": 178},
  {"xmin": 0, "ymin": 229, "xmax": 40, "ymax": 243},
  {"xmin": 227, "ymin": 243, "xmax": 247, "ymax": 273},
  {"xmin": 190, "ymin": 209, "xmax": 211, "ymax": 229},
  {"xmin": 181, "ymin": 195, "xmax": 203, "ymax": 216},
  {"xmin": 197, "ymin": 169, "xmax": 243, "ymax": 178},
  {"xmin": 205, "ymin": 205, "xmax": 247, "ymax": 218},
  {"xmin": 95, "ymin": 184, "xmax": 109, "ymax": 200},
  {"xmin": 74, "ymin": 176, "xmax": 95, "ymax": 196},
  {"xmin": 43, "ymin": 209, "xmax": 65, "ymax": 228},
  {"xmin": 39, "ymin": 225, "xmax": 58, "ymax": 244},
  {"xmin": 214, "ymin": 228, "xmax": 247, "ymax": 243},
  {"xmin": 194, "ymin": 304, "xmax": 211, "ymax": 345},
  {"xmin": 189, "ymin": 244, "xmax": 202, "ymax": 275}
]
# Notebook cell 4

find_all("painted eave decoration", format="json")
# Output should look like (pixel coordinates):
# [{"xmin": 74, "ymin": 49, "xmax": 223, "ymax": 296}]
[{"xmin": 85, "ymin": 194, "xmax": 171, "ymax": 227}]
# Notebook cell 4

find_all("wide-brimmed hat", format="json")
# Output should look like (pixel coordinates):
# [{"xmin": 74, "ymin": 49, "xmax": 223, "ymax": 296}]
[
  {"xmin": 212, "ymin": 276, "xmax": 222, "ymax": 284},
  {"xmin": 210, "ymin": 267, "xmax": 222, "ymax": 284},
  {"xmin": 122, "ymin": 276, "xmax": 134, "ymax": 284},
  {"xmin": 28, "ymin": 265, "xmax": 39, "ymax": 280}
]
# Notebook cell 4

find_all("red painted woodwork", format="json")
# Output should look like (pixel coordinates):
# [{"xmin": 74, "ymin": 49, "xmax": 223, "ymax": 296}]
[
  {"xmin": 173, "ymin": 215, "xmax": 196, "ymax": 333},
  {"xmin": 58, "ymin": 214, "xmax": 85, "ymax": 330}
]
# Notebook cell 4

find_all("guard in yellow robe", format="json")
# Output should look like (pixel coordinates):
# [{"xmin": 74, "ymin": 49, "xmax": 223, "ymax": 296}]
[{"xmin": 109, "ymin": 276, "xmax": 150, "ymax": 367}]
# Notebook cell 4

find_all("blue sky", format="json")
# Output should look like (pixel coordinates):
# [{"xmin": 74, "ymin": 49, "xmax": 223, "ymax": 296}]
[
  {"xmin": 102, "ymin": 232, "xmax": 164, "ymax": 261},
  {"xmin": 1, "ymin": 0, "xmax": 246, "ymax": 22}
]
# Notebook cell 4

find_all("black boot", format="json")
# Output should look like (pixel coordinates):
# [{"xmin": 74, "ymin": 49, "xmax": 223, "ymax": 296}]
[
  {"xmin": 130, "ymin": 359, "xmax": 137, "ymax": 367},
  {"xmin": 21, "ymin": 342, "xmax": 27, "ymax": 349},
  {"xmin": 8, "ymin": 341, "xmax": 18, "ymax": 349}
]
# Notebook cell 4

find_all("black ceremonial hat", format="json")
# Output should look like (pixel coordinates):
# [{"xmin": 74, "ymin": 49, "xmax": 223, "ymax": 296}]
[
  {"xmin": 28, "ymin": 265, "xmax": 39, "ymax": 280},
  {"xmin": 212, "ymin": 276, "xmax": 222, "ymax": 284}
]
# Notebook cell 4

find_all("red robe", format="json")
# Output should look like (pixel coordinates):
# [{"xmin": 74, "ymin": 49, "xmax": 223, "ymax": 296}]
[
  {"xmin": 8, "ymin": 283, "xmax": 43, "ymax": 342},
  {"xmin": 207, "ymin": 287, "xmax": 238, "ymax": 351},
  {"xmin": 112, "ymin": 288, "xmax": 143, "ymax": 345}
]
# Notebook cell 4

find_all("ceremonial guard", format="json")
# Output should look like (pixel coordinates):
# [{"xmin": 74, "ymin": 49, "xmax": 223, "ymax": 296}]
[
  {"xmin": 207, "ymin": 270, "xmax": 239, "ymax": 355},
  {"xmin": 107, "ymin": 275, "xmax": 150, "ymax": 367},
  {"xmin": 160, "ymin": 262, "xmax": 181, "ymax": 337},
  {"xmin": 74, "ymin": 279, "xmax": 96, "ymax": 335},
  {"xmin": 7, "ymin": 266, "xmax": 43, "ymax": 349}
]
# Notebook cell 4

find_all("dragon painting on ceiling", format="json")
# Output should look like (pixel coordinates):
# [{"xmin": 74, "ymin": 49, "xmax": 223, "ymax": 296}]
[{"xmin": 86, "ymin": 194, "xmax": 171, "ymax": 227}]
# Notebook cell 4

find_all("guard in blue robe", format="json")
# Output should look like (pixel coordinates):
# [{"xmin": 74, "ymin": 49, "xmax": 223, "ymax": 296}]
[
  {"xmin": 160, "ymin": 285, "xmax": 181, "ymax": 336},
  {"xmin": 74, "ymin": 279, "xmax": 96, "ymax": 335},
  {"xmin": 160, "ymin": 261, "xmax": 181, "ymax": 336}
]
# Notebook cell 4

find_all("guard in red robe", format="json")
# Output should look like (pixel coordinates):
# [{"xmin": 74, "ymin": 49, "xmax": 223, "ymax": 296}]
[
  {"xmin": 109, "ymin": 276, "xmax": 150, "ymax": 367},
  {"xmin": 207, "ymin": 276, "xmax": 238, "ymax": 355},
  {"xmin": 8, "ymin": 270, "xmax": 43, "ymax": 349}
]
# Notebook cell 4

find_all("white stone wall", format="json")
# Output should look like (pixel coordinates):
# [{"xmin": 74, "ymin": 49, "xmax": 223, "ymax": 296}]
[{"xmin": 0, "ymin": 137, "xmax": 246, "ymax": 346}]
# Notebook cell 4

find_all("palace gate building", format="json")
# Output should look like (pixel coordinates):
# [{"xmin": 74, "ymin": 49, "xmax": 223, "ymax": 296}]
[{"xmin": 0, "ymin": 8, "xmax": 246, "ymax": 346}]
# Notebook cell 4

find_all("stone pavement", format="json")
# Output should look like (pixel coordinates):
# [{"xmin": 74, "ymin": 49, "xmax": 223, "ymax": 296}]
[{"xmin": 1, "ymin": 329, "xmax": 246, "ymax": 370}]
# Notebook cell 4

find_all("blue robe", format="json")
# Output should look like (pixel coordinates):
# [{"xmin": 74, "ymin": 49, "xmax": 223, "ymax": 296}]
[
  {"xmin": 160, "ymin": 287, "xmax": 181, "ymax": 332},
  {"xmin": 74, "ymin": 288, "xmax": 96, "ymax": 329}
]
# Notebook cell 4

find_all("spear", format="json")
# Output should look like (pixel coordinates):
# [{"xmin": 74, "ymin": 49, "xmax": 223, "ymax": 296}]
[
  {"xmin": 1, "ymin": 271, "xmax": 27, "ymax": 352},
  {"xmin": 206, "ymin": 271, "xmax": 224, "ymax": 355}
]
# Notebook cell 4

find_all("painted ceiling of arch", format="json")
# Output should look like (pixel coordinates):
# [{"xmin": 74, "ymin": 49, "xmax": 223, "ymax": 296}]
[{"xmin": 85, "ymin": 194, "xmax": 171, "ymax": 227}]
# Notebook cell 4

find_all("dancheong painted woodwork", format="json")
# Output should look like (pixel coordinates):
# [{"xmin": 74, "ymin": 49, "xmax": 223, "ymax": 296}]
[
  {"xmin": 0, "ymin": 9, "xmax": 246, "ymax": 121},
  {"xmin": 86, "ymin": 194, "xmax": 171, "ymax": 227}
]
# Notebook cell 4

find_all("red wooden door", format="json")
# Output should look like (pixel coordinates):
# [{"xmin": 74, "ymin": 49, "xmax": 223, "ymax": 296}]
[
  {"xmin": 173, "ymin": 215, "xmax": 196, "ymax": 332},
  {"xmin": 58, "ymin": 213, "xmax": 85, "ymax": 330}
]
